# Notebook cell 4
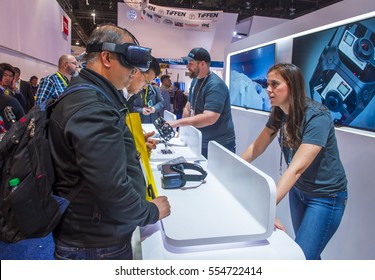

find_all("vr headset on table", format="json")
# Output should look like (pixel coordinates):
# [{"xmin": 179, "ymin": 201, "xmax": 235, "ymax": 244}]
[
  {"xmin": 161, "ymin": 162, "xmax": 207, "ymax": 189},
  {"xmin": 86, "ymin": 42, "xmax": 152, "ymax": 72}
]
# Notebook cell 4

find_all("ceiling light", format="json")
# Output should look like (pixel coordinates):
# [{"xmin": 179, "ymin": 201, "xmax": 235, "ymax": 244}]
[{"xmin": 91, "ymin": 11, "xmax": 96, "ymax": 25}]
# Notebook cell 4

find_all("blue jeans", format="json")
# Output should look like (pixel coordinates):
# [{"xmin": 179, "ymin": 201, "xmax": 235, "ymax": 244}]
[
  {"xmin": 202, "ymin": 141, "xmax": 236, "ymax": 159},
  {"xmin": 289, "ymin": 187, "xmax": 347, "ymax": 260},
  {"xmin": 54, "ymin": 240, "xmax": 133, "ymax": 260}
]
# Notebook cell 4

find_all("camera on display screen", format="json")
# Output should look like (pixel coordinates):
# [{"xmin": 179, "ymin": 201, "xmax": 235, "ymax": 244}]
[{"xmin": 309, "ymin": 22, "xmax": 375, "ymax": 126}]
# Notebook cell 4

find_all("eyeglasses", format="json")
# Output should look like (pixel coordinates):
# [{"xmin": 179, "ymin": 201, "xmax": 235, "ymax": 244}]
[
  {"xmin": 142, "ymin": 72, "xmax": 150, "ymax": 85},
  {"xmin": 66, "ymin": 61, "xmax": 78, "ymax": 66}
]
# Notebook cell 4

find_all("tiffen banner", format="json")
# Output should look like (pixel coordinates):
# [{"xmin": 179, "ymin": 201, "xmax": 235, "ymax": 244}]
[
  {"xmin": 141, "ymin": 9, "xmax": 216, "ymax": 31},
  {"xmin": 145, "ymin": 4, "xmax": 223, "ymax": 23},
  {"xmin": 124, "ymin": 0, "xmax": 223, "ymax": 31}
]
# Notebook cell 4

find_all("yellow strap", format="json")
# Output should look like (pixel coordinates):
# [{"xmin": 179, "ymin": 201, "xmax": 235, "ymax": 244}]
[
  {"xmin": 126, "ymin": 112, "xmax": 158, "ymax": 201},
  {"xmin": 142, "ymin": 86, "xmax": 149, "ymax": 106},
  {"xmin": 56, "ymin": 71, "xmax": 68, "ymax": 87}
]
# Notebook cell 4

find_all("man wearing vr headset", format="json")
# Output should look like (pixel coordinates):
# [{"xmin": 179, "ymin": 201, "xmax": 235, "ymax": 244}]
[{"xmin": 48, "ymin": 24, "xmax": 170, "ymax": 260}]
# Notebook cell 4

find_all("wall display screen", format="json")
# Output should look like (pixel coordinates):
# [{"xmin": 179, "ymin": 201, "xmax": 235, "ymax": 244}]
[
  {"xmin": 292, "ymin": 16, "xmax": 375, "ymax": 132},
  {"xmin": 173, "ymin": 82, "xmax": 185, "ymax": 92},
  {"xmin": 229, "ymin": 43, "xmax": 276, "ymax": 112}
]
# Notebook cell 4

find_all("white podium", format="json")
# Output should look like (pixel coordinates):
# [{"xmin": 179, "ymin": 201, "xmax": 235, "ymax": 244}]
[{"xmin": 139, "ymin": 142, "xmax": 305, "ymax": 259}]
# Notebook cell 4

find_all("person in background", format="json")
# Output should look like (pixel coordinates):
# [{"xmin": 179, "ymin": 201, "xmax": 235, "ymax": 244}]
[
  {"xmin": 0, "ymin": 67, "xmax": 25, "ymax": 131},
  {"xmin": 125, "ymin": 57, "xmax": 160, "ymax": 103},
  {"xmin": 29, "ymin": 75, "xmax": 39, "ymax": 97},
  {"xmin": 124, "ymin": 56, "xmax": 162, "ymax": 149},
  {"xmin": 241, "ymin": 63, "xmax": 348, "ymax": 260},
  {"xmin": 168, "ymin": 47, "xmax": 236, "ymax": 158},
  {"xmin": 173, "ymin": 82, "xmax": 187, "ymax": 119},
  {"xmin": 48, "ymin": 24, "xmax": 170, "ymax": 260},
  {"xmin": 131, "ymin": 60, "xmax": 164, "ymax": 123},
  {"xmin": 159, "ymin": 74, "xmax": 172, "ymax": 114},
  {"xmin": 35, "ymin": 54, "xmax": 78, "ymax": 104},
  {"xmin": 0, "ymin": 63, "xmax": 27, "ymax": 111},
  {"xmin": 13, "ymin": 67, "xmax": 34, "ymax": 113}
]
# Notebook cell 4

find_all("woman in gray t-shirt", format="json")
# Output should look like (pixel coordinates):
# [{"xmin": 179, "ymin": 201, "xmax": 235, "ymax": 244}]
[{"xmin": 242, "ymin": 63, "xmax": 347, "ymax": 260}]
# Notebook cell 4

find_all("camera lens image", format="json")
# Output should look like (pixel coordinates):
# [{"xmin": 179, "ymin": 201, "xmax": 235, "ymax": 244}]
[{"xmin": 292, "ymin": 17, "xmax": 375, "ymax": 132}]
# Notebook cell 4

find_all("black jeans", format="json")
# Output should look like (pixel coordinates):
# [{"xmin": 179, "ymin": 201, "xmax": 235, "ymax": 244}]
[{"xmin": 54, "ymin": 240, "xmax": 133, "ymax": 260}]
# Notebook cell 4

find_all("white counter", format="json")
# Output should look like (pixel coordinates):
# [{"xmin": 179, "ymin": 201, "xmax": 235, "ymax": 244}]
[
  {"xmin": 140, "ymin": 222, "xmax": 304, "ymax": 260},
  {"xmin": 140, "ymin": 141, "xmax": 305, "ymax": 259}
]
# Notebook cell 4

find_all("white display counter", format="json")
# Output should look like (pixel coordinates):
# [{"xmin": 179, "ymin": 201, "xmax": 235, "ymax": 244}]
[
  {"xmin": 143, "ymin": 122, "xmax": 205, "ymax": 162},
  {"xmin": 140, "ymin": 222, "xmax": 303, "ymax": 259},
  {"xmin": 140, "ymin": 141, "xmax": 305, "ymax": 259}
]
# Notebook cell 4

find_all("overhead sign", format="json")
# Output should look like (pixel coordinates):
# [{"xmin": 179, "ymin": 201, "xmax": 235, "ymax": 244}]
[
  {"xmin": 124, "ymin": 1, "xmax": 223, "ymax": 31},
  {"xmin": 145, "ymin": 4, "xmax": 223, "ymax": 23}
]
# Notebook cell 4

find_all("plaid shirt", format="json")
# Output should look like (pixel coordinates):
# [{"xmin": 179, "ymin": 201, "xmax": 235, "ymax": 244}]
[{"xmin": 35, "ymin": 72, "xmax": 68, "ymax": 105}]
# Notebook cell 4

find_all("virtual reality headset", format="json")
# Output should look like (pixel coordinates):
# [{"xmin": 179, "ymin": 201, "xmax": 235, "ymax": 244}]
[
  {"xmin": 86, "ymin": 42, "xmax": 152, "ymax": 72},
  {"xmin": 161, "ymin": 162, "xmax": 207, "ymax": 189}
]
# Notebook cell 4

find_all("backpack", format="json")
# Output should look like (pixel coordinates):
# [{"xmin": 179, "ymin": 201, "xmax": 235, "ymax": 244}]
[
  {"xmin": 0, "ymin": 84, "xmax": 115, "ymax": 243},
  {"xmin": 0, "ymin": 116, "xmax": 6, "ymax": 141}
]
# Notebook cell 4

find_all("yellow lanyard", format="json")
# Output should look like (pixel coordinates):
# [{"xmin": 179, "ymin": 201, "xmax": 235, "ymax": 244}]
[
  {"xmin": 142, "ymin": 86, "xmax": 149, "ymax": 105},
  {"xmin": 56, "ymin": 71, "xmax": 68, "ymax": 87},
  {"xmin": 4, "ymin": 88, "xmax": 10, "ymax": 95}
]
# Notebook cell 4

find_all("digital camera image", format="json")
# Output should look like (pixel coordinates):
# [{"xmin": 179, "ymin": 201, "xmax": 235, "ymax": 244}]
[
  {"xmin": 229, "ymin": 43, "xmax": 276, "ymax": 112},
  {"xmin": 292, "ymin": 17, "xmax": 375, "ymax": 132}
]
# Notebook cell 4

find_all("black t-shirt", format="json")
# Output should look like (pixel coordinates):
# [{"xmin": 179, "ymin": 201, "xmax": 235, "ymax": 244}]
[{"xmin": 190, "ymin": 72, "xmax": 236, "ymax": 147}]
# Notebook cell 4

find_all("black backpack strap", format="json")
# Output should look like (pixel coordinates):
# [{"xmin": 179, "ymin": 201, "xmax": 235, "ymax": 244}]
[
  {"xmin": 62, "ymin": 84, "xmax": 114, "ymax": 107},
  {"xmin": 47, "ymin": 84, "xmax": 127, "ymax": 115}
]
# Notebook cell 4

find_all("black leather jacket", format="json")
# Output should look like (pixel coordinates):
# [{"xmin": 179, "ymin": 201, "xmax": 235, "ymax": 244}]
[{"xmin": 49, "ymin": 68, "xmax": 159, "ymax": 248}]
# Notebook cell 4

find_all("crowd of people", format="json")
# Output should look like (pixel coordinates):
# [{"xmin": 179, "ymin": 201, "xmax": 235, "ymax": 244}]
[
  {"xmin": 0, "ymin": 63, "xmax": 37, "ymax": 134},
  {"xmin": 0, "ymin": 23, "xmax": 348, "ymax": 260}
]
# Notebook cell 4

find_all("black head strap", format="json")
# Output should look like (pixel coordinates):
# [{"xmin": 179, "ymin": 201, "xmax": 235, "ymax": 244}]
[{"xmin": 170, "ymin": 163, "xmax": 207, "ymax": 181}]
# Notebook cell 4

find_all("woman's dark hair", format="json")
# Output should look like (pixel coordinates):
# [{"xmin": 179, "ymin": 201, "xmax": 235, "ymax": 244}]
[{"xmin": 268, "ymin": 63, "xmax": 307, "ymax": 148}]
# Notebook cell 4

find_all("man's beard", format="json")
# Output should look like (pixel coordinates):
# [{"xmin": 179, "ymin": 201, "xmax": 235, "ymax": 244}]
[
  {"xmin": 70, "ymin": 70, "xmax": 79, "ymax": 77},
  {"xmin": 189, "ymin": 69, "xmax": 199, "ymax": 79}
]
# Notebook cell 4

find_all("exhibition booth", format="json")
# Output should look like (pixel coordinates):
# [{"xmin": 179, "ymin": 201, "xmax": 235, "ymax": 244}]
[
  {"xmin": 138, "ymin": 120, "xmax": 304, "ymax": 259},
  {"xmin": 1, "ymin": 0, "xmax": 375, "ymax": 260},
  {"xmin": 225, "ymin": 3, "xmax": 375, "ymax": 260}
]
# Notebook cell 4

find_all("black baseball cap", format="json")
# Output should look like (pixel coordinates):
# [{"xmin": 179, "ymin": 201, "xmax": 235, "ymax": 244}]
[{"xmin": 182, "ymin": 47, "xmax": 211, "ymax": 62}]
